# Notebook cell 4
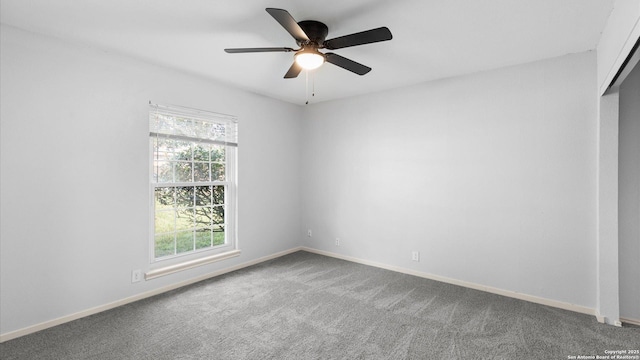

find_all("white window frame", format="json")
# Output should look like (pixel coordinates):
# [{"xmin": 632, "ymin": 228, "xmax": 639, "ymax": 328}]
[{"xmin": 146, "ymin": 103, "xmax": 239, "ymax": 279}]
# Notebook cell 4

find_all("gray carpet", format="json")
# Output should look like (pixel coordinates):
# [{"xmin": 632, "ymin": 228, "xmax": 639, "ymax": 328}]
[{"xmin": 1, "ymin": 251, "xmax": 638, "ymax": 359}]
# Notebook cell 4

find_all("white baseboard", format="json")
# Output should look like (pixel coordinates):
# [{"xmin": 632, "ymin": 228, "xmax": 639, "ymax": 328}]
[
  {"xmin": 0, "ymin": 247, "xmax": 303, "ymax": 343},
  {"xmin": 621, "ymin": 317, "xmax": 640, "ymax": 326},
  {"xmin": 595, "ymin": 312, "xmax": 624, "ymax": 327},
  {"xmin": 300, "ymin": 247, "xmax": 596, "ymax": 317}
]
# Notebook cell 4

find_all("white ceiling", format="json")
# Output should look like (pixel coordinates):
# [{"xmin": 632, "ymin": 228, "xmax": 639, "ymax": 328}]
[{"xmin": 0, "ymin": 0, "xmax": 615, "ymax": 105}]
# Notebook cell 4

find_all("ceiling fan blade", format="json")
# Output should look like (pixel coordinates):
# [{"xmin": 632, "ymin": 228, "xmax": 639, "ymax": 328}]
[
  {"xmin": 224, "ymin": 47, "xmax": 295, "ymax": 53},
  {"xmin": 266, "ymin": 8, "xmax": 310, "ymax": 44},
  {"xmin": 284, "ymin": 61, "xmax": 303, "ymax": 79},
  {"xmin": 324, "ymin": 27, "xmax": 392, "ymax": 50},
  {"xmin": 325, "ymin": 53, "xmax": 371, "ymax": 75}
]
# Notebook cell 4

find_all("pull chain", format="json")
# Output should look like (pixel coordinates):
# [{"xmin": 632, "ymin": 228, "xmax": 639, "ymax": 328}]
[{"xmin": 304, "ymin": 70, "xmax": 317, "ymax": 105}]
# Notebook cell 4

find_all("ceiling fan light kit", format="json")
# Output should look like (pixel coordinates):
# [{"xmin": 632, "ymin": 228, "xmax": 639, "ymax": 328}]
[
  {"xmin": 295, "ymin": 51, "xmax": 325, "ymax": 70},
  {"xmin": 224, "ymin": 8, "xmax": 393, "ymax": 79}
]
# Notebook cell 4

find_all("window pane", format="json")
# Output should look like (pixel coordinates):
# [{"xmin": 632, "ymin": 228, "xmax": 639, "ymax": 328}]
[
  {"xmin": 211, "ymin": 145, "xmax": 225, "ymax": 162},
  {"xmin": 195, "ymin": 207, "xmax": 213, "ymax": 228},
  {"xmin": 213, "ymin": 226, "xmax": 225, "ymax": 246},
  {"xmin": 195, "ymin": 229, "xmax": 212, "ymax": 249},
  {"xmin": 195, "ymin": 186, "xmax": 212, "ymax": 206},
  {"xmin": 154, "ymin": 210, "xmax": 175, "ymax": 234},
  {"xmin": 154, "ymin": 160, "xmax": 173, "ymax": 183},
  {"xmin": 193, "ymin": 162, "xmax": 210, "ymax": 182},
  {"xmin": 176, "ymin": 231, "xmax": 194, "ymax": 254},
  {"xmin": 212, "ymin": 186, "xmax": 225, "ymax": 205},
  {"xmin": 175, "ymin": 209, "xmax": 194, "ymax": 231},
  {"xmin": 155, "ymin": 233, "xmax": 175, "ymax": 258},
  {"xmin": 174, "ymin": 162, "xmax": 192, "ymax": 182},
  {"xmin": 175, "ymin": 187, "xmax": 194, "ymax": 208},
  {"xmin": 212, "ymin": 205, "xmax": 225, "ymax": 225},
  {"xmin": 211, "ymin": 163, "xmax": 225, "ymax": 181},
  {"xmin": 155, "ymin": 187, "xmax": 175, "ymax": 209},
  {"xmin": 193, "ymin": 144, "xmax": 210, "ymax": 162}
]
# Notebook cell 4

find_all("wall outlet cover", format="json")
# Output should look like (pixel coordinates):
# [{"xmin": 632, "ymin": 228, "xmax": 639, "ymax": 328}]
[
  {"xmin": 131, "ymin": 269, "xmax": 142, "ymax": 283},
  {"xmin": 411, "ymin": 251, "xmax": 420, "ymax": 262}
]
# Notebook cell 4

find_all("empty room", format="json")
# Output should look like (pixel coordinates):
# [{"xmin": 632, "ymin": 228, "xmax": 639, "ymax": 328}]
[{"xmin": 1, "ymin": 0, "xmax": 639, "ymax": 359}]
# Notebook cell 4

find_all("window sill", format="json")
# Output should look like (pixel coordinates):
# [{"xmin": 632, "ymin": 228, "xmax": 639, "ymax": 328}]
[{"xmin": 145, "ymin": 249, "xmax": 241, "ymax": 280}]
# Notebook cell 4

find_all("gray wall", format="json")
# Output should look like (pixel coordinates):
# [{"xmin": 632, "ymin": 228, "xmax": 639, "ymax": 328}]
[
  {"xmin": 301, "ymin": 52, "xmax": 598, "ymax": 308},
  {"xmin": 619, "ymin": 60, "xmax": 640, "ymax": 322}
]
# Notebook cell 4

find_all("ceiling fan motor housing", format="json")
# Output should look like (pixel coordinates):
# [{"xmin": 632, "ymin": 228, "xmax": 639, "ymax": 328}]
[{"xmin": 297, "ymin": 20, "xmax": 329, "ymax": 46}]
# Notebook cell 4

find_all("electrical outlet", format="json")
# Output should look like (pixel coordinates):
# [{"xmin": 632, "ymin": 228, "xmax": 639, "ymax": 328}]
[
  {"xmin": 307, "ymin": 229, "xmax": 312, "ymax": 237},
  {"xmin": 411, "ymin": 251, "xmax": 420, "ymax": 262},
  {"xmin": 131, "ymin": 269, "xmax": 142, "ymax": 283},
  {"xmin": 335, "ymin": 238, "xmax": 340, "ymax": 246}
]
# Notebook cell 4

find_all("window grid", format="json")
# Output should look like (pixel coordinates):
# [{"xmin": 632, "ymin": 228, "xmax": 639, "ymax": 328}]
[
  {"xmin": 153, "ymin": 184, "xmax": 227, "ymax": 258},
  {"xmin": 152, "ymin": 138, "xmax": 231, "ymax": 260},
  {"xmin": 153, "ymin": 140, "xmax": 226, "ymax": 184}
]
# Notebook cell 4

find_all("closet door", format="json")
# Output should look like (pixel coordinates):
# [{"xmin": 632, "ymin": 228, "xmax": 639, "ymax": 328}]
[{"xmin": 619, "ymin": 60, "xmax": 640, "ymax": 325}]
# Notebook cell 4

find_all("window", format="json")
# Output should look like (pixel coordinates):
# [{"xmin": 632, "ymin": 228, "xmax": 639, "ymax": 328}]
[{"xmin": 149, "ymin": 103, "xmax": 237, "ymax": 262}]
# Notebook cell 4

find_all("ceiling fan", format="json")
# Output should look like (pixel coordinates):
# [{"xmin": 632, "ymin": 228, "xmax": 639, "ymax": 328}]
[{"xmin": 224, "ymin": 8, "xmax": 393, "ymax": 78}]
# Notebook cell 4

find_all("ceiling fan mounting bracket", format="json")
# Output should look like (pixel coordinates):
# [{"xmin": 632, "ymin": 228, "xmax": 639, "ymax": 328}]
[{"xmin": 297, "ymin": 20, "xmax": 328, "ymax": 47}]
